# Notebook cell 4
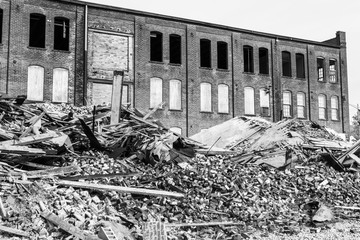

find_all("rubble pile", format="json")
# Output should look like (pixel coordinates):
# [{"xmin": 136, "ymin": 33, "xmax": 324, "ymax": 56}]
[{"xmin": 1, "ymin": 99, "xmax": 360, "ymax": 239}]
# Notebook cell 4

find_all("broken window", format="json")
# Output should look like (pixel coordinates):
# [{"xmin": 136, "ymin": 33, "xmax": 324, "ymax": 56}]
[
  {"xmin": 329, "ymin": 59, "xmax": 337, "ymax": 83},
  {"xmin": 244, "ymin": 87, "xmax": 255, "ymax": 115},
  {"xmin": 282, "ymin": 51, "xmax": 291, "ymax": 77},
  {"xmin": 150, "ymin": 31, "xmax": 163, "ymax": 62},
  {"xmin": 218, "ymin": 84, "xmax": 229, "ymax": 113},
  {"xmin": 318, "ymin": 94, "xmax": 327, "ymax": 120},
  {"xmin": 259, "ymin": 48, "xmax": 269, "ymax": 74},
  {"xmin": 317, "ymin": 57, "xmax": 325, "ymax": 82},
  {"xmin": 170, "ymin": 127, "xmax": 182, "ymax": 135},
  {"xmin": 29, "ymin": 13, "xmax": 46, "ymax": 48},
  {"xmin": 169, "ymin": 79, "xmax": 181, "ymax": 110},
  {"xmin": 259, "ymin": 88, "xmax": 270, "ymax": 117},
  {"xmin": 200, "ymin": 39, "xmax": 211, "ymax": 68},
  {"xmin": 169, "ymin": 34, "xmax": 181, "ymax": 64},
  {"xmin": 52, "ymin": 68, "xmax": 69, "ymax": 103},
  {"xmin": 150, "ymin": 77, "xmax": 162, "ymax": 108},
  {"xmin": 200, "ymin": 82, "xmax": 212, "ymax": 112},
  {"xmin": 283, "ymin": 91, "xmax": 292, "ymax": 117},
  {"xmin": 243, "ymin": 45, "xmax": 254, "ymax": 73},
  {"xmin": 297, "ymin": 92, "xmax": 305, "ymax": 118},
  {"xmin": 296, "ymin": 53, "xmax": 305, "ymax": 78},
  {"xmin": 0, "ymin": 9, "xmax": 3, "ymax": 44},
  {"xmin": 27, "ymin": 65, "xmax": 44, "ymax": 101},
  {"xmin": 217, "ymin": 41, "xmax": 228, "ymax": 70},
  {"xmin": 54, "ymin": 17, "xmax": 70, "ymax": 51},
  {"xmin": 331, "ymin": 96, "xmax": 339, "ymax": 120}
]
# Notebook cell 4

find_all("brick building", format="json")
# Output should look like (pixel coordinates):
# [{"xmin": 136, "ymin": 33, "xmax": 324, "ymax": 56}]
[{"xmin": 0, "ymin": 0, "xmax": 349, "ymax": 136}]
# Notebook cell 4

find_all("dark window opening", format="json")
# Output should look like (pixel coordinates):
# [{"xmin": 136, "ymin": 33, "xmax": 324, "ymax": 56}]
[
  {"xmin": 169, "ymin": 34, "xmax": 181, "ymax": 64},
  {"xmin": 296, "ymin": 53, "xmax": 305, "ymax": 78},
  {"xmin": 317, "ymin": 57, "xmax": 324, "ymax": 81},
  {"xmin": 259, "ymin": 47, "xmax": 269, "ymax": 74},
  {"xmin": 29, "ymin": 13, "xmax": 46, "ymax": 48},
  {"xmin": 54, "ymin": 17, "xmax": 69, "ymax": 51},
  {"xmin": 282, "ymin": 51, "xmax": 291, "ymax": 77},
  {"xmin": 150, "ymin": 31, "xmax": 163, "ymax": 62},
  {"xmin": 329, "ymin": 59, "xmax": 337, "ymax": 83},
  {"xmin": 217, "ymin": 41, "xmax": 228, "ymax": 69},
  {"xmin": 0, "ymin": 9, "xmax": 3, "ymax": 44},
  {"xmin": 243, "ymin": 45, "xmax": 253, "ymax": 73},
  {"xmin": 200, "ymin": 39, "xmax": 211, "ymax": 68}
]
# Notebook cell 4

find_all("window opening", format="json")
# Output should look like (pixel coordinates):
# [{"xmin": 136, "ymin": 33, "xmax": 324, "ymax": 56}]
[
  {"xmin": 217, "ymin": 41, "xmax": 228, "ymax": 69},
  {"xmin": 297, "ymin": 92, "xmax": 305, "ymax": 118},
  {"xmin": 169, "ymin": 34, "xmax": 181, "ymax": 64},
  {"xmin": 54, "ymin": 17, "xmax": 69, "ymax": 51},
  {"xmin": 296, "ymin": 53, "xmax": 305, "ymax": 78},
  {"xmin": 259, "ymin": 48, "xmax": 269, "ymax": 74},
  {"xmin": 318, "ymin": 94, "xmax": 327, "ymax": 120},
  {"xmin": 200, "ymin": 39, "xmax": 211, "ymax": 68},
  {"xmin": 243, "ymin": 45, "xmax": 254, "ymax": 73},
  {"xmin": 317, "ymin": 58, "xmax": 325, "ymax": 82},
  {"xmin": 29, "ymin": 13, "xmax": 46, "ymax": 48},
  {"xmin": 283, "ymin": 91, "xmax": 292, "ymax": 117},
  {"xmin": 150, "ymin": 31, "xmax": 163, "ymax": 62},
  {"xmin": 282, "ymin": 51, "xmax": 291, "ymax": 77}
]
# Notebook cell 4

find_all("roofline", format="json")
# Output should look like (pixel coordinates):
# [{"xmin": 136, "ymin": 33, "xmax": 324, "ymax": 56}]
[{"xmin": 58, "ymin": 0, "xmax": 340, "ymax": 49}]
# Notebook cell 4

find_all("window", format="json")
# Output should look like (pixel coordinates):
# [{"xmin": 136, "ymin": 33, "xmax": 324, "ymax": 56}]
[
  {"xmin": 150, "ymin": 77, "xmax": 162, "ymax": 108},
  {"xmin": 170, "ymin": 127, "xmax": 182, "ymax": 135},
  {"xmin": 169, "ymin": 34, "xmax": 181, "ymax": 64},
  {"xmin": 317, "ymin": 57, "xmax": 325, "ymax": 82},
  {"xmin": 259, "ymin": 88, "xmax": 270, "ymax": 116},
  {"xmin": 0, "ymin": 9, "xmax": 3, "ymax": 44},
  {"xmin": 150, "ymin": 31, "xmax": 162, "ymax": 62},
  {"xmin": 297, "ymin": 92, "xmax": 305, "ymax": 118},
  {"xmin": 27, "ymin": 66, "xmax": 44, "ymax": 101},
  {"xmin": 243, "ymin": 45, "xmax": 254, "ymax": 73},
  {"xmin": 282, "ymin": 51, "xmax": 291, "ymax": 77},
  {"xmin": 29, "ymin": 13, "xmax": 46, "ymax": 48},
  {"xmin": 283, "ymin": 91, "xmax": 292, "ymax": 117},
  {"xmin": 54, "ymin": 17, "xmax": 69, "ymax": 51},
  {"xmin": 296, "ymin": 53, "xmax": 305, "ymax": 78},
  {"xmin": 218, "ymin": 84, "xmax": 229, "ymax": 113},
  {"xmin": 318, "ymin": 94, "xmax": 327, "ymax": 120},
  {"xmin": 200, "ymin": 39, "xmax": 211, "ymax": 68},
  {"xmin": 200, "ymin": 83, "xmax": 212, "ymax": 112},
  {"xmin": 52, "ymin": 68, "xmax": 69, "ymax": 103},
  {"xmin": 329, "ymin": 59, "xmax": 337, "ymax": 83},
  {"xmin": 217, "ymin": 41, "xmax": 228, "ymax": 70},
  {"xmin": 259, "ymin": 48, "xmax": 269, "ymax": 74},
  {"xmin": 244, "ymin": 87, "xmax": 255, "ymax": 115},
  {"xmin": 331, "ymin": 96, "xmax": 339, "ymax": 120},
  {"xmin": 169, "ymin": 80, "xmax": 181, "ymax": 110}
]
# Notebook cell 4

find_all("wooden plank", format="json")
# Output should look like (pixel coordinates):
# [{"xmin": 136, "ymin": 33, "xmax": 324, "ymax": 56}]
[
  {"xmin": 20, "ymin": 112, "xmax": 45, "ymax": 138},
  {"xmin": 0, "ymin": 131, "xmax": 61, "ymax": 146},
  {"xmin": 25, "ymin": 165, "xmax": 81, "ymax": 179},
  {"xmin": 348, "ymin": 153, "xmax": 360, "ymax": 165},
  {"xmin": 0, "ymin": 145, "xmax": 46, "ymax": 155},
  {"xmin": 110, "ymin": 71, "xmax": 124, "ymax": 125},
  {"xmin": 143, "ymin": 102, "xmax": 165, "ymax": 120},
  {"xmin": 0, "ymin": 225, "xmax": 29, "ymax": 237},
  {"xmin": 0, "ymin": 128, "xmax": 15, "ymax": 140},
  {"xmin": 338, "ymin": 139, "xmax": 360, "ymax": 163},
  {"xmin": 334, "ymin": 206, "xmax": 360, "ymax": 211},
  {"xmin": 56, "ymin": 180, "xmax": 184, "ymax": 198},
  {"xmin": 61, "ymin": 172, "xmax": 140, "ymax": 181},
  {"xmin": 166, "ymin": 221, "xmax": 242, "ymax": 228}
]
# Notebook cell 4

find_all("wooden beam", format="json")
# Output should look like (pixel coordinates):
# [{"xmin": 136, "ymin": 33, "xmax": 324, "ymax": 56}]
[
  {"xmin": 61, "ymin": 172, "xmax": 140, "ymax": 181},
  {"xmin": 0, "ymin": 131, "xmax": 62, "ymax": 146},
  {"xmin": 0, "ymin": 145, "xmax": 46, "ymax": 155},
  {"xmin": 143, "ymin": 102, "xmax": 165, "ymax": 120},
  {"xmin": 24, "ymin": 165, "xmax": 81, "ymax": 179},
  {"xmin": 166, "ymin": 221, "xmax": 242, "ymax": 228},
  {"xmin": 0, "ymin": 225, "xmax": 29, "ymax": 237},
  {"xmin": 110, "ymin": 71, "xmax": 124, "ymax": 125},
  {"xmin": 20, "ymin": 112, "xmax": 45, "ymax": 138},
  {"xmin": 348, "ymin": 153, "xmax": 360, "ymax": 165}
]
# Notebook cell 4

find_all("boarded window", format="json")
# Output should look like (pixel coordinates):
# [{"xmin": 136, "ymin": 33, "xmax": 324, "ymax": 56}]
[
  {"xmin": 169, "ymin": 80, "xmax": 181, "ymax": 110},
  {"xmin": 317, "ymin": 57, "xmax": 324, "ymax": 82},
  {"xmin": 150, "ymin": 31, "xmax": 162, "ymax": 62},
  {"xmin": 200, "ymin": 39, "xmax": 211, "ymax": 68},
  {"xmin": 200, "ymin": 83, "xmax": 212, "ymax": 112},
  {"xmin": 27, "ymin": 66, "xmax": 44, "ymax": 101},
  {"xmin": 52, "ymin": 68, "xmax": 68, "ymax": 102},
  {"xmin": 243, "ymin": 45, "xmax": 254, "ymax": 73},
  {"xmin": 244, "ymin": 87, "xmax": 255, "ymax": 115},
  {"xmin": 331, "ymin": 96, "xmax": 339, "ymax": 120},
  {"xmin": 54, "ymin": 17, "xmax": 69, "ymax": 51},
  {"xmin": 0, "ymin": 9, "xmax": 3, "ymax": 44},
  {"xmin": 169, "ymin": 34, "xmax": 181, "ymax": 64},
  {"xmin": 150, "ymin": 77, "xmax": 162, "ymax": 108},
  {"xmin": 297, "ymin": 92, "xmax": 305, "ymax": 118},
  {"xmin": 259, "ymin": 48, "xmax": 269, "ymax": 74},
  {"xmin": 318, "ymin": 94, "xmax": 327, "ymax": 120},
  {"xmin": 296, "ymin": 53, "xmax": 305, "ymax": 78},
  {"xmin": 282, "ymin": 51, "xmax": 291, "ymax": 77},
  {"xmin": 217, "ymin": 41, "xmax": 228, "ymax": 70},
  {"xmin": 259, "ymin": 88, "xmax": 270, "ymax": 116},
  {"xmin": 29, "ymin": 13, "xmax": 46, "ymax": 48},
  {"xmin": 218, "ymin": 84, "xmax": 229, "ymax": 113},
  {"xmin": 329, "ymin": 59, "xmax": 337, "ymax": 83},
  {"xmin": 283, "ymin": 91, "xmax": 292, "ymax": 117},
  {"xmin": 170, "ymin": 127, "xmax": 182, "ymax": 135}
]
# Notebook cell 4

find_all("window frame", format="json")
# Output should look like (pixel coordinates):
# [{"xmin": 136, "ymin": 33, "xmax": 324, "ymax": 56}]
[
  {"xmin": 318, "ymin": 94, "xmax": 327, "ymax": 120},
  {"xmin": 282, "ymin": 51, "xmax": 292, "ymax": 77},
  {"xmin": 317, "ymin": 57, "xmax": 325, "ymax": 82},
  {"xmin": 259, "ymin": 88, "xmax": 270, "ymax": 117},
  {"xmin": 217, "ymin": 41, "xmax": 228, "ymax": 70},
  {"xmin": 243, "ymin": 45, "xmax": 254, "ymax": 73},
  {"xmin": 259, "ymin": 47, "xmax": 269, "ymax": 75},
  {"xmin": 200, "ymin": 39, "xmax": 211, "ymax": 68},
  {"xmin": 283, "ymin": 91, "xmax": 292, "ymax": 118},
  {"xmin": 169, "ymin": 34, "xmax": 181, "ymax": 64},
  {"xmin": 296, "ymin": 92, "xmax": 306, "ymax": 119},
  {"xmin": 331, "ymin": 96, "xmax": 339, "ymax": 120},
  {"xmin": 296, "ymin": 53, "xmax": 305, "ymax": 79},
  {"xmin": 329, "ymin": 59, "xmax": 337, "ymax": 83},
  {"xmin": 54, "ymin": 17, "xmax": 70, "ymax": 51},
  {"xmin": 29, "ymin": 13, "xmax": 46, "ymax": 48}
]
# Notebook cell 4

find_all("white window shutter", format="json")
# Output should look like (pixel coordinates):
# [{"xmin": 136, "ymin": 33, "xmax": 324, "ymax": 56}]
[
  {"xmin": 169, "ymin": 80, "xmax": 181, "ymax": 110},
  {"xmin": 150, "ymin": 77, "xmax": 162, "ymax": 108},
  {"xmin": 200, "ymin": 83, "xmax": 212, "ymax": 112},
  {"xmin": 27, "ymin": 66, "xmax": 44, "ymax": 101},
  {"xmin": 52, "ymin": 68, "xmax": 69, "ymax": 103},
  {"xmin": 218, "ymin": 84, "xmax": 229, "ymax": 113},
  {"xmin": 244, "ymin": 87, "xmax": 255, "ymax": 115}
]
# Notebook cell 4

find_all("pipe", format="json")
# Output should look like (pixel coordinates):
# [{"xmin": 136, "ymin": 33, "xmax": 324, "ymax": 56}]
[
  {"xmin": 83, "ymin": 4, "xmax": 88, "ymax": 105},
  {"xmin": 6, "ymin": 0, "xmax": 12, "ymax": 94}
]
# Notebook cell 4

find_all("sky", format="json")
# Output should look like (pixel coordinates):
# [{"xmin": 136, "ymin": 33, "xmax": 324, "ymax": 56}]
[{"xmin": 83, "ymin": 0, "xmax": 360, "ymax": 120}]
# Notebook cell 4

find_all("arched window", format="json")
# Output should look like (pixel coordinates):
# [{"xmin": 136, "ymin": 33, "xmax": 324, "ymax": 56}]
[
  {"xmin": 52, "ymin": 68, "xmax": 69, "ymax": 103},
  {"xmin": 259, "ymin": 48, "xmax": 269, "ymax": 74},
  {"xmin": 317, "ymin": 57, "xmax": 325, "ymax": 82},
  {"xmin": 296, "ymin": 53, "xmax": 305, "ymax": 78},
  {"xmin": 282, "ymin": 51, "xmax": 291, "ymax": 77},
  {"xmin": 169, "ymin": 34, "xmax": 181, "ymax": 64},
  {"xmin": 150, "ymin": 31, "xmax": 163, "ymax": 62},
  {"xmin": 27, "ymin": 66, "xmax": 44, "ymax": 101},
  {"xmin": 331, "ymin": 96, "xmax": 339, "ymax": 120},
  {"xmin": 54, "ymin": 17, "xmax": 70, "ymax": 51},
  {"xmin": 200, "ymin": 83, "xmax": 212, "ymax": 112},
  {"xmin": 259, "ymin": 88, "xmax": 270, "ymax": 116},
  {"xmin": 297, "ymin": 92, "xmax": 305, "ymax": 118},
  {"xmin": 283, "ymin": 91, "xmax": 292, "ymax": 117},
  {"xmin": 169, "ymin": 80, "xmax": 181, "ymax": 110},
  {"xmin": 318, "ymin": 94, "xmax": 327, "ymax": 120},
  {"xmin": 329, "ymin": 59, "xmax": 337, "ymax": 83},
  {"xmin": 218, "ymin": 84, "xmax": 229, "ymax": 113},
  {"xmin": 29, "ymin": 13, "xmax": 46, "ymax": 48},
  {"xmin": 200, "ymin": 39, "xmax": 211, "ymax": 68},
  {"xmin": 243, "ymin": 45, "xmax": 253, "ymax": 73},
  {"xmin": 150, "ymin": 77, "xmax": 162, "ymax": 108},
  {"xmin": 217, "ymin": 41, "xmax": 228, "ymax": 70},
  {"xmin": 244, "ymin": 87, "xmax": 255, "ymax": 115}
]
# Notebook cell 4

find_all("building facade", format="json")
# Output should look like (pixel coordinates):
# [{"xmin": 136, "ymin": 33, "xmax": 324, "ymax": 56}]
[{"xmin": 0, "ymin": 0, "xmax": 349, "ymax": 136}]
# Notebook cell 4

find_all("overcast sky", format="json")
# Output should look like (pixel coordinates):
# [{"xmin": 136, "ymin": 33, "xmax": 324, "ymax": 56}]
[{"xmin": 82, "ymin": 0, "xmax": 360, "ymax": 119}]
